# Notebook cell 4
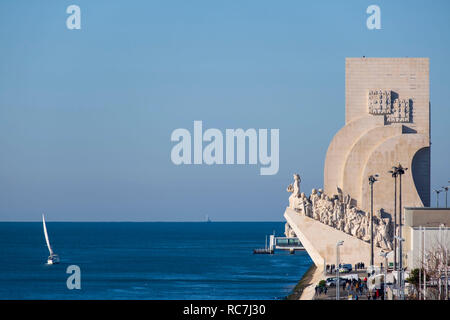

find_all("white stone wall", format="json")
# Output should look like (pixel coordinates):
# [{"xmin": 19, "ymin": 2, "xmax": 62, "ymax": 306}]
[{"xmin": 324, "ymin": 58, "xmax": 430, "ymax": 216}]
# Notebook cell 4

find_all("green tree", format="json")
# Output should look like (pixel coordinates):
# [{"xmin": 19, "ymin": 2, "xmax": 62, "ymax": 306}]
[{"xmin": 406, "ymin": 268, "xmax": 430, "ymax": 299}]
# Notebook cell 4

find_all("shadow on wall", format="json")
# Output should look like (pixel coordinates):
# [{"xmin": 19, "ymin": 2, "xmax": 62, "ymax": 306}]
[
  {"xmin": 402, "ymin": 125, "xmax": 417, "ymax": 134},
  {"xmin": 412, "ymin": 146, "xmax": 431, "ymax": 207}
]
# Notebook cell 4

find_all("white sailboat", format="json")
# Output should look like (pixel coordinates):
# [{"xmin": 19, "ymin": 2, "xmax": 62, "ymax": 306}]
[{"xmin": 42, "ymin": 214, "xmax": 60, "ymax": 265}]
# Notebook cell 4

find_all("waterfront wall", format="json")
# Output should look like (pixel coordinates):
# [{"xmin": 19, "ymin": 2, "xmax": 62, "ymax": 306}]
[{"xmin": 284, "ymin": 207, "xmax": 385, "ymax": 268}]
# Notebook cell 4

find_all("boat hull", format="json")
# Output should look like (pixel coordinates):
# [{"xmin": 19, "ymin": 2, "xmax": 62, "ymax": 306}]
[{"xmin": 47, "ymin": 255, "xmax": 60, "ymax": 265}]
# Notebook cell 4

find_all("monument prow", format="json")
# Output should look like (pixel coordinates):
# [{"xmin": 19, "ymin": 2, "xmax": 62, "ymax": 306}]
[{"xmin": 284, "ymin": 208, "xmax": 384, "ymax": 268}]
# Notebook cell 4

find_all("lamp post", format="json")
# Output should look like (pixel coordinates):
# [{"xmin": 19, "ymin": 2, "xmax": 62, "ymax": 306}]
[
  {"xmin": 442, "ymin": 223, "xmax": 449, "ymax": 300},
  {"xmin": 423, "ymin": 230, "xmax": 427, "ymax": 300},
  {"xmin": 368, "ymin": 174, "xmax": 379, "ymax": 267},
  {"xmin": 419, "ymin": 226, "xmax": 422, "ymax": 300},
  {"xmin": 445, "ymin": 224, "xmax": 448, "ymax": 301},
  {"xmin": 439, "ymin": 224, "xmax": 444, "ymax": 300},
  {"xmin": 336, "ymin": 240, "xmax": 344, "ymax": 301},
  {"xmin": 380, "ymin": 251, "xmax": 388, "ymax": 300},
  {"xmin": 434, "ymin": 189, "xmax": 442, "ymax": 208},
  {"xmin": 441, "ymin": 186, "xmax": 448, "ymax": 208},
  {"xmin": 395, "ymin": 236, "xmax": 405, "ymax": 300},
  {"xmin": 388, "ymin": 169, "xmax": 398, "ymax": 272},
  {"xmin": 395, "ymin": 164, "xmax": 407, "ymax": 297}
]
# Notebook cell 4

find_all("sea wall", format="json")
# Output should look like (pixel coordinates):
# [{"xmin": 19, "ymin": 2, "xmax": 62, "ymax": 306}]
[{"xmin": 284, "ymin": 208, "xmax": 385, "ymax": 268}]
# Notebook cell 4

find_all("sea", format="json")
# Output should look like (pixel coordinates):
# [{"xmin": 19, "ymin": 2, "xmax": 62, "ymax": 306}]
[{"xmin": 0, "ymin": 222, "xmax": 312, "ymax": 300}]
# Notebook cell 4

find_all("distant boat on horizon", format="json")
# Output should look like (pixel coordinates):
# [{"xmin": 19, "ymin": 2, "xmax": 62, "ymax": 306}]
[
  {"xmin": 205, "ymin": 215, "xmax": 212, "ymax": 223},
  {"xmin": 42, "ymin": 214, "xmax": 60, "ymax": 265}
]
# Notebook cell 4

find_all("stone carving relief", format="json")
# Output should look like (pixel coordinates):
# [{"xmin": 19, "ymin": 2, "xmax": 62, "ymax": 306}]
[
  {"xmin": 386, "ymin": 98, "xmax": 410, "ymax": 123},
  {"xmin": 368, "ymin": 90, "xmax": 392, "ymax": 114},
  {"xmin": 285, "ymin": 223, "xmax": 297, "ymax": 238},
  {"xmin": 367, "ymin": 89, "xmax": 411, "ymax": 124},
  {"xmin": 287, "ymin": 174, "xmax": 393, "ymax": 251}
]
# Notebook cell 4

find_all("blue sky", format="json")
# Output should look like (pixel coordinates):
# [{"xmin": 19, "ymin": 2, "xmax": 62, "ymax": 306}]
[{"xmin": 0, "ymin": 0, "xmax": 449, "ymax": 221}]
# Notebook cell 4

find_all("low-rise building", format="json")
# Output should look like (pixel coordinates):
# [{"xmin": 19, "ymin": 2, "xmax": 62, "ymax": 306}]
[{"xmin": 404, "ymin": 207, "xmax": 450, "ymax": 270}]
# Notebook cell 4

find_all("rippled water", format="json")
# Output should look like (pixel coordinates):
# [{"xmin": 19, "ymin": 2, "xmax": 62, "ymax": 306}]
[{"xmin": 0, "ymin": 222, "xmax": 312, "ymax": 299}]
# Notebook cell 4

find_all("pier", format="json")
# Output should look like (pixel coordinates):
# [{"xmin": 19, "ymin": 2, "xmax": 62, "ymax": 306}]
[
  {"xmin": 269, "ymin": 235, "xmax": 304, "ymax": 252},
  {"xmin": 253, "ymin": 234, "xmax": 304, "ymax": 254}
]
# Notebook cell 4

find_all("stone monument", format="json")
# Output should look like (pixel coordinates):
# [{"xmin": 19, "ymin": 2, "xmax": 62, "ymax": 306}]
[
  {"xmin": 283, "ymin": 58, "xmax": 431, "ymax": 268},
  {"xmin": 324, "ymin": 58, "xmax": 430, "ymax": 215}
]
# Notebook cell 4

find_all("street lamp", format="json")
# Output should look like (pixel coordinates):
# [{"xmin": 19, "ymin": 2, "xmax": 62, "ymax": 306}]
[
  {"xmin": 395, "ymin": 235, "xmax": 405, "ymax": 300},
  {"xmin": 442, "ymin": 186, "xmax": 449, "ymax": 208},
  {"xmin": 434, "ymin": 189, "xmax": 442, "ymax": 208},
  {"xmin": 388, "ymin": 168, "xmax": 398, "ymax": 272},
  {"xmin": 394, "ymin": 164, "xmax": 407, "ymax": 294},
  {"xmin": 336, "ymin": 240, "xmax": 344, "ymax": 301},
  {"xmin": 380, "ymin": 251, "xmax": 388, "ymax": 300},
  {"xmin": 368, "ymin": 174, "xmax": 379, "ymax": 267}
]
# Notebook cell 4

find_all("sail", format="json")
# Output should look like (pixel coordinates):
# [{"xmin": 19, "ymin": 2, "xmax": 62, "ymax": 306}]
[{"xmin": 42, "ymin": 214, "xmax": 53, "ymax": 255}]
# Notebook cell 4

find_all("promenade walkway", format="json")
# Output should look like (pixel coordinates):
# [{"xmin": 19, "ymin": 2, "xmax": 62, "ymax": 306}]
[{"xmin": 313, "ymin": 269, "xmax": 386, "ymax": 300}]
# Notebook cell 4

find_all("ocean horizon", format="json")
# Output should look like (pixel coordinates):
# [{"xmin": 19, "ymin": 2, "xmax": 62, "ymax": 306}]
[{"xmin": 0, "ymin": 222, "xmax": 312, "ymax": 300}]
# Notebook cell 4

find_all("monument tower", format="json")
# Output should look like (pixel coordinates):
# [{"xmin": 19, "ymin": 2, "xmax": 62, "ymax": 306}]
[{"xmin": 324, "ymin": 58, "xmax": 430, "ymax": 215}]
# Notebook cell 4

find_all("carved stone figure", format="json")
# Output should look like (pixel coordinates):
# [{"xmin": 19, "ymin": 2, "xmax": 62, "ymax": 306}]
[
  {"xmin": 286, "ymin": 174, "xmax": 393, "ymax": 250},
  {"xmin": 377, "ymin": 218, "xmax": 392, "ymax": 250},
  {"xmin": 292, "ymin": 174, "xmax": 301, "ymax": 196},
  {"xmin": 287, "ymin": 173, "xmax": 302, "ymax": 210},
  {"xmin": 285, "ymin": 223, "xmax": 297, "ymax": 238}
]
